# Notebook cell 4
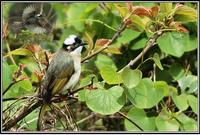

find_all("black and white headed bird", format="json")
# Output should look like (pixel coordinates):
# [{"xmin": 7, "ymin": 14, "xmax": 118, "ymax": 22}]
[{"xmin": 37, "ymin": 35, "xmax": 86, "ymax": 131}]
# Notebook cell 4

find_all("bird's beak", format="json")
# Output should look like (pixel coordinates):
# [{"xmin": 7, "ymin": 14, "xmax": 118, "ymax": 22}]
[{"xmin": 80, "ymin": 42, "xmax": 87, "ymax": 46}]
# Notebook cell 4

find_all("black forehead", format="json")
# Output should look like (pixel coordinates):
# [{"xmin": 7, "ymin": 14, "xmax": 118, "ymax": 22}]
[{"xmin": 74, "ymin": 36, "xmax": 82, "ymax": 44}]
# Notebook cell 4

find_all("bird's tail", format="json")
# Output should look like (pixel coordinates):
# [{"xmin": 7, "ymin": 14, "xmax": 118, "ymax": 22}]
[{"xmin": 37, "ymin": 104, "xmax": 48, "ymax": 131}]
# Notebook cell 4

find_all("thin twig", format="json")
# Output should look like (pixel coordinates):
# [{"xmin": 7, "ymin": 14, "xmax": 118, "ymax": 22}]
[
  {"xmin": 3, "ymin": 80, "xmax": 24, "ymax": 95},
  {"xmin": 81, "ymin": 22, "xmax": 126, "ymax": 63},
  {"xmin": 117, "ymin": 111, "xmax": 144, "ymax": 131}
]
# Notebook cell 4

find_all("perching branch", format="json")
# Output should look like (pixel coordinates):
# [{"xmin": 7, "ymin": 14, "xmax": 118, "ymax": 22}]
[
  {"xmin": 81, "ymin": 22, "xmax": 127, "ymax": 63},
  {"xmin": 3, "ymin": 99, "xmax": 42, "ymax": 131}
]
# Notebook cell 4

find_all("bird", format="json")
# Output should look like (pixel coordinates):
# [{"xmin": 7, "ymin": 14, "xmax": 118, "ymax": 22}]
[
  {"xmin": 37, "ymin": 35, "xmax": 86, "ymax": 130},
  {"xmin": 8, "ymin": 3, "xmax": 57, "ymax": 34}
]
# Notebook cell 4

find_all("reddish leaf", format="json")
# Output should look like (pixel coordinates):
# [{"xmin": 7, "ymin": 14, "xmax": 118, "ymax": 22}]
[
  {"xmin": 150, "ymin": 6, "xmax": 160, "ymax": 18},
  {"xmin": 95, "ymin": 39, "xmax": 110, "ymax": 46},
  {"xmin": 170, "ymin": 22, "xmax": 189, "ymax": 33},
  {"xmin": 133, "ymin": 6, "xmax": 151, "ymax": 17},
  {"xmin": 26, "ymin": 44, "xmax": 41, "ymax": 53},
  {"xmin": 34, "ymin": 70, "xmax": 44, "ymax": 82},
  {"xmin": 176, "ymin": 24, "xmax": 189, "ymax": 33}
]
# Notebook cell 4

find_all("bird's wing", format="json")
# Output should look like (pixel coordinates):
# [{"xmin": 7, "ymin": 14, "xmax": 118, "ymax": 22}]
[{"xmin": 42, "ymin": 50, "xmax": 74, "ymax": 101}]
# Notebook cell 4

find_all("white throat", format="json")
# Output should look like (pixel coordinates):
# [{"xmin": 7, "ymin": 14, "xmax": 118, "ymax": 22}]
[{"xmin": 71, "ymin": 46, "xmax": 83, "ymax": 55}]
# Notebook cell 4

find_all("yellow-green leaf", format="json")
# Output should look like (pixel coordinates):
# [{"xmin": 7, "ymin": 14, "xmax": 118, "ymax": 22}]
[{"xmin": 4, "ymin": 48, "xmax": 33, "ymax": 58}]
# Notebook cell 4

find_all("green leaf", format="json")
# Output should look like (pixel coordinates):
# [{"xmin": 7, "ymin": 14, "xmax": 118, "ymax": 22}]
[
  {"xmin": 155, "ymin": 112, "xmax": 179, "ymax": 131},
  {"xmin": 168, "ymin": 63, "xmax": 185, "ymax": 81},
  {"xmin": 184, "ymin": 37, "xmax": 197, "ymax": 52},
  {"xmin": 95, "ymin": 54, "xmax": 117, "ymax": 71},
  {"xmin": 126, "ymin": 78, "xmax": 168, "ymax": 108},
  {"xmin": 174, "ymin": 5, "xmax": 197, "ymax": 22},
  {"xmin": 78, "ymin": 89, "xmax": 87, "ymax": 102},
  {"xmin": 121, "ymin": 68, "xmax": 142, "ymax": 89},
  {"xmin": 172, "ymin": 93, "xmax": 189, "ymax": 111},
  {"xmin": 157, "ymin": 32, "xmax": 190, "ymax": 57},
  {"xmin": 86, "ymin": 85, "xmax": 125, "ymax": 115},
  {"xmin": 4, "ymin": 65, "xmax": 33, "ymax": 98},
  {"xmin": 19, "ymin": 109, "xmax": 38, "ymax": 130},
  {"xmin": 100, "ymin": 65, "xmax": 122, "ymax": 84},
  {"xmin": 178, "ymin": 75, "xmax": 197, "ymax": 93},
  {"xmin": 67, "ymin": 3, "xmax": 96, "ymax": 31},
  {"xmin": 125, "ymin": 107, "xmax": 156, "ymax": 131},
  {"xmin": 175, "ymin": 113, "xmax": 197, "ymax": 131},
  {"xmin": 3, "ymin": 62, "xmax": 12, "ymax": 89},
  {"xmin": 104, "ymin": 46, "xmax": 122, "ymax": 54},
  {"xmin": 130, "ymin": 14, "xmax": 146, "ymax": 31},
  {"xmin": 160, "ymin": 3, "xmax": 173, "ymax": 13},
  {"xmin": 115, "ymin": 29, "xmax": 141, "ymax": 46},
  {"xmin": 79, "ymin": 74, "xmax": 97, "ymax": 88},
  {"xmin": 152, "ymin": 53, "xmax": 163, "ymax": 70},
  {"xmin": 187, "ymin": 95, "xmax": 197, "ymax": 114},
  {"xmin": 4, "ymin": 48, "xmax": 33, "ymax": 58},
  {"xmin": 130, "ymin": 37, "xmax": 148, "ymax": 50}
]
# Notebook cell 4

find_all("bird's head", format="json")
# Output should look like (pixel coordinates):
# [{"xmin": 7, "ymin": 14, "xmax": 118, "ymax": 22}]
[{"xmin": 62, "ymin": 35, "xmax": 87, "ymax": 54}]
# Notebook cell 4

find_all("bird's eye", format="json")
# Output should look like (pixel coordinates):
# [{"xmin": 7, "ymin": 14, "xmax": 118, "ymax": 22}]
[{"xmin": 36, "ymin": 14, "xmax": 42, "ymax": 17}]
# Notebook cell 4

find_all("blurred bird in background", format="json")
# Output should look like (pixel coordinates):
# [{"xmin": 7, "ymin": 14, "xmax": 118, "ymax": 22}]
[{"xmin": 8, "ymin": 3, "xmax": 57, "ymax": 34}]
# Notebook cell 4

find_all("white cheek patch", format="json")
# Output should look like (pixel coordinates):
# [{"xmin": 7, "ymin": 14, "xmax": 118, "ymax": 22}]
[
  {"xmin": 67, "ymin": 46, "xmax": 71, "ymax": 50},
  {"xmin": 64, "ymin": 35, "xmax": 77, "ymax": 45}
]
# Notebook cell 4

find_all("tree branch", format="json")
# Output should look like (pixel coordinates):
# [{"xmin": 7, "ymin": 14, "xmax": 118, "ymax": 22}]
[
  {"xmin": 81, "ymin": 22, "xmax": 127, "ymax": 63},
  {"xmin": 118, "ymin": 30, "xmax": 163, "ymax": 72},
  {"xmin": 3, "ymin": 100, "xmax": 41, "ymax": 131}
]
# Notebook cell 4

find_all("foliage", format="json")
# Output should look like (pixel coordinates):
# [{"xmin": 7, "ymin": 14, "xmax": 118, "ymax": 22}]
[{"xmin": 2, "ymin": 2, "xmax": 198, "ymax": 132}]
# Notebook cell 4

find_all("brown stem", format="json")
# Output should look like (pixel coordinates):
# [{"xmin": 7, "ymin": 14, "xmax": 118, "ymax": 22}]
[
  {"xmin": 118, "ymin": 30, "xmax": 163, "ymax": 72},
  {"xmin": 81, "ymin": 23, "xmax": 126, "ymax": 63}
]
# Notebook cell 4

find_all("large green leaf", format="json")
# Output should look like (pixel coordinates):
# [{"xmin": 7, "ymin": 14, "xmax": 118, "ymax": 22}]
[
  {"xmin": 160, "ymin": 3, "xmax": 173, "ymax": 13},
  {"xmin": 3, "ymin": 62, "xmax": 12, "ymax": 89},
  {"xmin": 155, "ymin": 112, "xmax": 179, "ymax": 131},
  {"xmin": 4, "ymin": 65, "xmax": 33, "ymax": 98},
  {"xmin": 172, "ymin": 93, "xmax": 189, "ymax": 111},
  {"xmin": 130, "ymin": 37, "xmax": 148, "ymax": 50},
  {"xmin": 4, "ymin": 48, "xmax": 33, "ymax": 58},
  {"xmin": 121, "ymin": 68, "xmax": 142, "ymax": 89},
  {"xmin": 174, "ymin": 5, "xmax": 197, "ymax": 22},
  {"xmin": 85, "ymin": 84, "xmax": 125, "ymax": 115},
  {"xmin": 67, "ymin": 3, "xmax": 98, "ymax": 31},
  {"xmin": 157, "ymin": 32, "xmax": 188, "ymax": 57},
  {"xmin": 187, "ymin": 95, "xmax": 197, "ymax": 114},
  {"xmin": 125, "ymin": 107, "xmax": 156, "ymax": 131},
  {"xmin": 175, "ymin": 113, "xmax": 197, "ymax": 131},
  {"xmin": 157, "ymin": 32, "xmax": 197, "ymax": 58},
  {"xmin": 178, "ymin": 75, "xmax": 197, "ymax": 93},
  {"xmin": 168, "ymin": 63, "xmax": 185, "ymax": 81},
  {"xmin": 95, "ymin": 54, "xmax": 117, "ymax": 71},
  {"xmin": 100, "ymin": 65, "xmax": 122, "ymax": 84},
  {"xmin": 115, "ymin": 29, "xmax": 141, "ymax": 46},
  {"xmin": 126, "ymin": 78, "xmax": 168, "ymax": 108}
]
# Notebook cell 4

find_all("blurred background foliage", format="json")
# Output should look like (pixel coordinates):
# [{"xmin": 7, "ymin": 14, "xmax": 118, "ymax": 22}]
[{"xmin": 2, "ymin": 2, "xmax": 198, "ymax": 131}]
